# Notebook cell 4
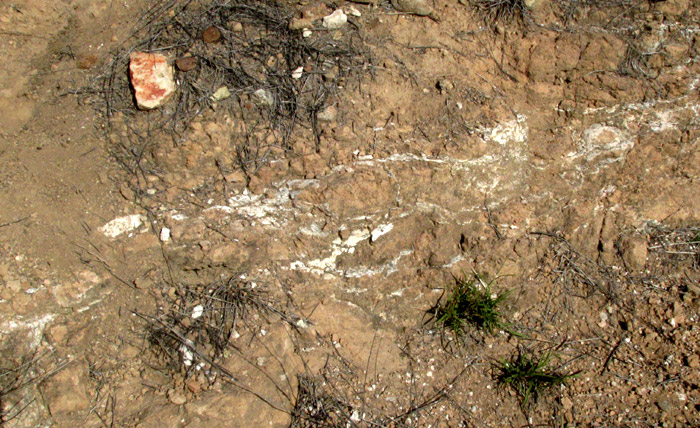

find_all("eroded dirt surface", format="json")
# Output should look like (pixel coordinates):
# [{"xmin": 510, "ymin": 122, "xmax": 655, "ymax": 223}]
[{"xmin": 1, "ymin": 0, "xmax": 700, "ymax": 427}]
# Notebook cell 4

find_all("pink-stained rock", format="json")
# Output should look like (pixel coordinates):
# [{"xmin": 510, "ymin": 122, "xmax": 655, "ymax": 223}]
[{"xmin": 129, "ymin": 52, "xmax": 176, "ymax": 110}]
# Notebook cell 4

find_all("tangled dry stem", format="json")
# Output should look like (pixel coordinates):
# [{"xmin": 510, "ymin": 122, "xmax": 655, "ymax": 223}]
[{"xmin": 97, "ymin": 0, "xmax": 368, "ymax": 184}]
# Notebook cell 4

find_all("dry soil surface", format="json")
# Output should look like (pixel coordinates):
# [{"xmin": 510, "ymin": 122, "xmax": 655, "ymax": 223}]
[{"xmin": 1, "ymin": 0, "xmax": 700, "ymax": 427}]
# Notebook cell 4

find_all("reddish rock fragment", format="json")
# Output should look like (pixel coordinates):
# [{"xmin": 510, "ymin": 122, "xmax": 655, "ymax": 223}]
[
  {"xmin": 129, "ymin": 52, "xmax": 176, "ymax": 110},
  {"xmin": 202, "ymin": 26, "xmax": 221, "ymax": 43},
  {"xmin": 176, "ymin": 56, "xmax": 198, "ymax": 72}
]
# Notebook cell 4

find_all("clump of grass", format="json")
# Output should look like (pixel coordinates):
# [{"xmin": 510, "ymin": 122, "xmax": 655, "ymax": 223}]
[
  {"xmin": 470, "ymin": 0, "xmax": 531, "ymax": 30},
  {"xmin": 497, "ymin": 350, "xmax": 577, "ymax": 409},
  {"xmin": 137, "ymin": 275, "xmax": 283, "ymax": 378},
  {"xmin": 290, "ymin": 374, "xmax": 352, "ymax": 428},
  {"xmin": 434, "ymin": 274, "xmax": 510, "ymax": 336}
]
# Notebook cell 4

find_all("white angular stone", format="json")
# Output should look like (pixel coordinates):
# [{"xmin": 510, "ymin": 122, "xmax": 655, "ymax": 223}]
[
  {"xmin": 191, "ymin": 304, "xmax": 204, "ymax": 319},
  {"xmin": 100, "ymin": 214, "xmax": 147, "ymax": 238},
  {"xmin": 252, "ymin": 88, "xmax": 274, "ymax": 107},
  {"xmin": 159, "ymin": 227, "xmax": 171, "ymax": 242},
  {"xmin": 323, "ymin": 9, "xmax": 347, "ymax": 29},
  {"xmin": 129, "ymin": 52, "xmax": 176, "ymax": 110}
]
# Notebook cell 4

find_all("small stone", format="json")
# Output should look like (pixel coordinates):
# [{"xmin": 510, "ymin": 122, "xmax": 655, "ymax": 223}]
[
  {"xmin": 160, "ymin": 227, "xmax": 171, "ymax": 242},
  {"xmin": 100, "ymin": 214, "xmax": 147, "ymax": 238},
  {"xmin": 202, "ymin": 26, "xmax": 221, "ymax": 43},
  {"xmin": 437, "ymin": 79, "xmax": 454, "ymax": 94},
  {"xmin": 167, "ymin": 287, "xmax": 178, "ymax": 300},
  {"xmin": 302, "ymin": 28, "xmax": 312, "ymax": 38},
  {"xmin": 391, "ymin": 0, "xmax": 433, "ymax": 16},
  {"xmin": 225, "ymin": 170, "xmax": 246, "ymax": 183},
  {"xmin": 129, "ymin": 52, "xmax": 176, "ymax": 110},
  {"xmin": 186, "ymin": 378, "xmax": 202, "ymax": 394},
  {"xmin": 289, "ymin": 17, "xmax": 314, "ymax": 30},
  {"xmin": 323, "ymin": 66, "xmax": 339, "ymax": 81},
  {"xmin": 41, "ymin": 362, "xmax": 91, "ymax": 414},
  {"xmin": 656, "ymin": 396, "xmax": 672, "ymax": 412},
  {"xmin": 176, "ymin": 56, "xmax": 198, "ymax": 72},
  {"xmin": 252, "ymin": 88, "xmax": 274, "ymax": 107},
  {"xmin": 211, "ymin": 86, "xmax": 231, "ymax": 101},
  {"xmin": 181, "ymin": 317, "xmax": 191, "ymax": 328},
  {"xmin": 191, "ymin": 305, "xmax": 204, "ymax": 320},
  {"xmin": 658, "ymin": 0, "xmax": 690, "ymax": 17},
  {"xmin": 47, "ymin": 324, "xmax": 68, "ymax": 344},
  {"xmin": 134, "ymin": 277, "xmax": 154, "ymax": 289},
  {"xmin": 77, "ymin": 54, "xmax": 98, "ymax": 69},
  {"xmin": 228, "ymin": 21, "xmax": 243, "ymax": 32},
  {"xmin": 119, "ymin": 183, "xmax": 134, "ymax": 200},
  {"xmin": 323, "ymin": 9, "xmax": 347, "ymax": 29},
  {"xmin": 317, "ymin": 105, "xmax": 337, "ymax": 122},
  {"xmin": 347, "ymin": 6, "xmax": 362, "ymax": 17},
  {"xmin": 561, "ymin": 396, "xmax": 573, "ymax": 410},
  {"xmin": 167, "ymin": 388, "xmax": 187, "ymax": 405},
  {"xmin": 619, "ymin": 235, "xmax": 648, "ymax": 271},
  {"xmin": 291, "ymin": 66, "xmax": 303, "ymax": 79}
]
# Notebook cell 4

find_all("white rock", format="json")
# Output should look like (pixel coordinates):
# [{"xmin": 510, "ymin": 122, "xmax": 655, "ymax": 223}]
[
  {"xmin": 252, "ymin": 88, "xmax": 274, "ymax": 107},
  {"xmin": 302, "ymin": 28, "xmax": 312, "ymax": 38},
  {"xmin": 347, "ymin": 6, "xmax": 362, "ymax": 17},
  {"xmin": 100, "ymin": 214, "xmax": 147, "ymax": 238},
  {"xmin": 129, "ymin": 52, "xmax": 176, "ymax": 110},
  {"xmin": 323, "ymin": 9, "xmax": 347, "ymax": 29},
  {"xmin": 191, "ymin": 305, "xmax": 204, "ymax": 319},
  {"xmin": 160, "ymin": 227, "xmax": 171, "ymax": 242},
  {"xmin": 179, "ymin": 340, "xmax": 195, "ymax": 367},
  {"xmin": 291, "ymin": 66, "xmax": 304, "ymax": 79}
]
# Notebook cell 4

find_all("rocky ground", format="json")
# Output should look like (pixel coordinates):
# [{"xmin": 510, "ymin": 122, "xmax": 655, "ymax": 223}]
[{"xmin": 1, "ymin": 0, "xmax": 699, "ymax": 427}]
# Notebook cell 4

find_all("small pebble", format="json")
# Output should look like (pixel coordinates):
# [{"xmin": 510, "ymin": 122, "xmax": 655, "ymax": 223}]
[
  {"xmin": 323, "ymin": 9, "xmax": 347, "ymax": 29},
  {"xmin": 191, "ymin": 304, "xmax": 204, "ymax": 319},
  {"xmin": 176, "ymin": 56, "xmax": 198, "ymax": 72},
  {"xmin": 211, "ymin": 86, "xmax": 231, "ymax": 101},
  {"xmin": 347, "ymin": 6, "xmax": 361, "ymax": 17},
  {"xmin": 160, "ymin": 227, "xmax": 171, "ymax": 242},
  {"xmin": 202, "ymin": 26, "xmax": 221, "ymax": 43}
]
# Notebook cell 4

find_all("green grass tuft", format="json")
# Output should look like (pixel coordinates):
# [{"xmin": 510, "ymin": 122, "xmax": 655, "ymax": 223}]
[
  {"xmin": 435, "ymin": 274, "xmax": 510, "ymax": 336},
  {"xmin": 496, "ymin": 350, "xmax": 576, "ymax": 409}
]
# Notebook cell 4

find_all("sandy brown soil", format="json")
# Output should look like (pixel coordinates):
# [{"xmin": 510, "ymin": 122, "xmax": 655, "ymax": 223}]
[{"xmin": 1, "ymin": 0, "xmax": 700, "ymax": 427}]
